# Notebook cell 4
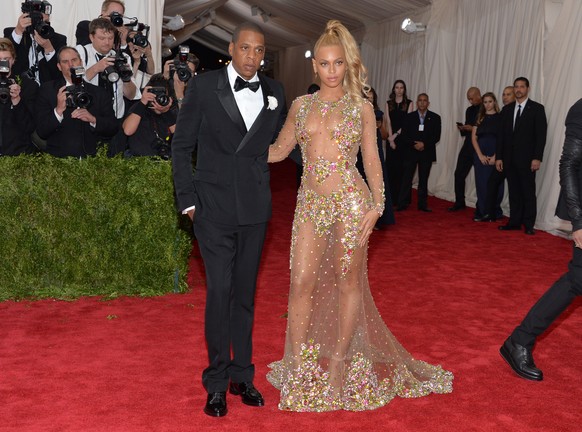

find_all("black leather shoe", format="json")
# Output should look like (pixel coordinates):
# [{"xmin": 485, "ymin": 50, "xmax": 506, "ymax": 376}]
[
  {"xmin": 418, "ymin": 207, "xmax": 432, "ymax": 212},
  {"xmin": 448, "ymin": 204, "xmax": 466, "ymax": 212},
  {"xmin": 525, "ymin": 228, "xmax": 535, "ymax": 235},
  {"xmin": 229, "ymin": 382, "xmax": 264, "ymax": 407},
  {"xmin": 477, "ymin": 214, "xmax": 496, "ymax": 222},
  {"xmin": 500, "ymin": 337, "xmax": 543, "ymax": 381},
  {"xmin": 204, "ymin": 392, "xmax": 227, "ymax": 417},
  {"xmin": 498, "ymin": 224, "xmax": 521, "ymax": 231}
]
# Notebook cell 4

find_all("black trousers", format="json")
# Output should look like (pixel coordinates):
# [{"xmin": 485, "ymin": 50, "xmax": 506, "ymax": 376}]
[
  {"xmin": 484, "ymin": 168, "xmax": 506, "ymax": 218},
  {"xmin": 193, "ymin": 217, "xmax": 267, "ymax": 393},
  {"xmin": 512, "ymin": 244, "xmax": 582, "ymax": 349},
  {"xmin": 399, "ymin": 154, "xmax": 433, "ymax": 209},
  {"xmin": 506, "ymin": 161, "xmax": 537, "ymax": 229},
  {"xmin": 453, "ymin": 143, "xmax": 474, "ymax": 206}
]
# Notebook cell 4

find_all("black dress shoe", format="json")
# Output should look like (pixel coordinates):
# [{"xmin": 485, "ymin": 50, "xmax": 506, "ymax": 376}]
[
  {"xmin": 418, "ymin": 207, "xmax": 432, "ymax": 212},
  {"xmin": 229, "ymin": 382, "xmax": 264, "ymax": 407},
  {"xmin": 204, "ymin": 392, "xmax": 227, "ymax": 417},
  {"xmin": 500, "ymin": 337, "xmax": 543, "ymax": 381},
  {"xmin": 477, "ymin": 214, "xmax": 496, "ymax": 222},
  {"xmin": 525, "ymin": 228, "xmax": 535, "ymax": 235},
  {"xmin": 448, "ymin": 204, "xmax": 466, "ymax": 212},
  {"xmin": 498, "ymin": 224, "xmax": 521, "ymax": 231}
]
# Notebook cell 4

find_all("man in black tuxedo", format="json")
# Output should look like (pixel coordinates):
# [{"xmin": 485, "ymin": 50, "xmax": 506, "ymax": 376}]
[
  {"xmin": 449, "ymin": 87, "xmax": 481, "ymax": 212},
  {"xmin": 0, "ymin": 38, "xmax": 38, "ymax": 156},
  {"xmin": 35, "ymin": 47, "xmax": 118, "ymax": 157},
  {"xmin": 500, "ymin": 98, "xmax": 582, "ymax": 381},
  {"xmin": 496, "ymin": 77, "xmax": 547, "ymax": 235},
  {"xmin": 397, "ymin": 93, "xmax": 441, "ymax": 212},
  {"xmin": 3, "ymin": 6, "xmax": 67, "ymax": 84},
  {"xmin": 171, "ymin": 22, "xmax": 286, "ymax": 418}
]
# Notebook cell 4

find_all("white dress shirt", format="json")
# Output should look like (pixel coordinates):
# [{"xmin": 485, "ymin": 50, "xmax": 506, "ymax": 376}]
[{"xmin": 227, "ymin": 63, "xmax": 263, "ymax": 131}]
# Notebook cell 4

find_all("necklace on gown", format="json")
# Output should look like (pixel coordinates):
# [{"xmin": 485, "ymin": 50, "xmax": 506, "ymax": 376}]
[{"xmin": 313, "ymin": 92, "xmax": 349, "ymax": 117}]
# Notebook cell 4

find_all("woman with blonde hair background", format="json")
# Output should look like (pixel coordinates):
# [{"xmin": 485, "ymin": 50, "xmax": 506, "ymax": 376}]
[{"xmin": 267, "ymin": 20, "xmax": 453, "ymax": 412}]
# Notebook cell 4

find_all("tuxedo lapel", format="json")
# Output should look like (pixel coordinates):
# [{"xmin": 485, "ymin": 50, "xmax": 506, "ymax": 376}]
[
  {"xmin": 236, "ymin": 74, "xmax": 272, "ymax": 153},
  {"xmin": 215, "ymin": 68, "xmax": 246, "ymax": 137}
]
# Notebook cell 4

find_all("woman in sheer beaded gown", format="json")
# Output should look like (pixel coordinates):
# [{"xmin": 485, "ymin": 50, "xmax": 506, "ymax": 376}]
[{"xmin": 266, "ymin": 20, "xmax": 453, "ymax": 412}]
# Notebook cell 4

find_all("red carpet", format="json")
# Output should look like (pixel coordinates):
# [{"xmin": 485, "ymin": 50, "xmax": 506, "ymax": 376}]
[{"xmin": 1, "ymin": 159, "xmax": 581, "ymax": 432}]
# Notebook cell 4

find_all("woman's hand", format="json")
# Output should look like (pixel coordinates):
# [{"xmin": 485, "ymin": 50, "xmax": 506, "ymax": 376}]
[{"xmin": 358, "ymin": 209, "xmax": 380, "ymax": 247}]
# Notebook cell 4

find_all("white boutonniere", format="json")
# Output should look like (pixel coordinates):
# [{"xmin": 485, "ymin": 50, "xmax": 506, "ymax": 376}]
[{"xmin": 267, "ymin": 96, "xmax": 278, "ymax": 110}]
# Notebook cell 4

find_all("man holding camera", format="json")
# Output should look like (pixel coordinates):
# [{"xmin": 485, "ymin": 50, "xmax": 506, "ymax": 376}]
[
  {"xmin": 162, "ymin": 47, "xmax": 199, "ymax": 109},
  {"xmin": 0, "ymin": 38, "xmax": 38, "ymax": 156},
  {"xmin": 35, "ymin": 46, "xmax": 118, "ymax": 157},
  {"xmin": 76, "ymin": 18, "xmax": 139, "ymax": 121},
  {"xmin": 76, "ymin": 0, "xmax": 128, "ymax": 48},
  {"xmin": 122, "ymin": 73, "xmax": 176, "ymax": 158},
  {"xmin": 3, "ymin": 0, "xmax": 66, "ymax": 84}
]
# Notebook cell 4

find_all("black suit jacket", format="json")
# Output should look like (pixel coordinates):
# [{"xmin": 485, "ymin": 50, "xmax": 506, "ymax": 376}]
[
  {"xmin": 4, "ymin": 27, "xmax": 67, "ymax": 84},
  {"xmin": 171, "ymin": 67, "xmax": 286, "ymax": 226},
  {"xmin": 0, "ymin": 74, "xmax": 38, "ymax": 155},
  {"xmin": 35, "ymin": 78, "xmax": 118, "ymax": 157},
  {"xmin": 401, "ymin": 109, "xmax": 442, "ymax": 162},
  {"xmin": 497, "ymin": 99, "xmax": 547, "ymax": 167}
]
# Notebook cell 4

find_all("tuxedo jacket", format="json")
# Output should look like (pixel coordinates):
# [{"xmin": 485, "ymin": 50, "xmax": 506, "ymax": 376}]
[
  {"xmin": 171, "ymin": 67, "xmax": 286, "ymax": 226},
  {"xmin": 0, "ymin": 74, "xmax": 38, "ymax": 155},
  {"xmin": 401, "ymin": 109, "xmax": 442, "ymax": 162},
  {"xmin": 35, "ymin": 77, "xmax": 118, "ymax": 157},
  {"xmin": 497, "ymin": 99, "xmax": 547, "ymax": 167},
  {"xmin": 3, "ymin": 27, "xmax": 67, "ymax": 83}
]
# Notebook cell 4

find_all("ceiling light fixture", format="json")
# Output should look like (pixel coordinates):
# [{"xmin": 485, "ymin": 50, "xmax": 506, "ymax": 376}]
[
  {"xmin": 163, "ymin": 15, "xmax": 185, "ymax": 31},
  {"xmin": 400, "ymin": 18, "xmax": 426, "ymax": 34}
]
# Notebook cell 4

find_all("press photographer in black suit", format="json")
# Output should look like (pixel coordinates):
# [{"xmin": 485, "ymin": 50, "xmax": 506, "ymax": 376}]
[
  {"xmin": 500, "ymin": 98, "xmax": 582, "ymax": 381},
  {"xmin": 0, "ymin": 38, "xmax": 38, "ymax": 156},
  {"xmin": 35, "ymin": 47, "xmax": 118, "ymax": 158},
  {"xmin": 3, "ymin": 0, "xmax": 67, "ymax": 84}
]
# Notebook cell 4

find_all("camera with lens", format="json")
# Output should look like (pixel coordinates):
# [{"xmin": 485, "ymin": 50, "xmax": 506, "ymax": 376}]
[
  {"xmin": 147, "ymin": 87, "xmax": 170, "ymax": 107},
  {"xmin": 65, "ymin": 67, "xmax": 93, "ymax": 109},
  {"xmin": 21, "ymin": 0, "xmax": 54, "ymax": 39},
  {"xmin": 171, "ymin": 45, "xmax": 192, "ymax": 83},
  {"xmin": 109, "ymin": 11, "xmax": 125, "ymax": 27},
  {"xmin": 102, "ymin": 52, "xmax": 133, "ymax": 83},
  {"xmin": 154, "ymin": 135, "xmax": 171, "ymax": 160},
  {"xmin": 127, "ymin": 23, "xmax": 150, "ymax": 48},
  {"xmin": 0, "ymin": 60, "xmax": 16, "ymax": 104}
]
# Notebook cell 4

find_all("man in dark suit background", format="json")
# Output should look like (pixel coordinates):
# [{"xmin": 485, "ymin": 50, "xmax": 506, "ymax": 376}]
[
  {"xmin": 397, "ymin": 93, "xmax": 442, "ymax": 212},
  {"xmin": 171, "ymin": 22, "xmax": 286, "ymax": 418},
  {"xmin": 0, "ymin": 38, "xmax": 38, "ymax": 156},
  {"xmin": 35, "ymin": 46, "xmax": 118, "ymax": 157},
  {"xmin": 449, "ymin": 86, "xmax": 482, "ymax": 212},
  {"xmin": 496, "ymin": 77, "xmax": 547, "ymax": 235},
  {"xmin": 500, "ymin": 98, "xmax": 582, "ymax": 381},
  {"xmin": 4, "ymin": 5, "xmax": 67, "ymax": 84}
]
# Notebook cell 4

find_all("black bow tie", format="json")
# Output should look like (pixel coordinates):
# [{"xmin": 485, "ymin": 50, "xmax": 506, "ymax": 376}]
[{"xmin": 234, "ymin": 76, "xmax": 260, "ymax": 92}]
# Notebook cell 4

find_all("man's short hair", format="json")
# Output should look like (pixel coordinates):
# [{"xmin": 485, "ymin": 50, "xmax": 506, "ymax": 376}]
[
  {"xmin": 89, "ymin": 17, "xmax": 116, "ymax": 35},
  {"xmin": 146, "ymin": 73, "xmax": 170, "ymax": 93},
  {"xmin": 232, "ymin": 22, "xmax": 264, "ymax": 43},
  {"xmin": 514, "ymin": 76, "xmax": 530, "ymax": 87},
  {"xmin": 56, "ymin": 46, "xmax": 81, "ymax": 63},
  {"xmin": 0, "ymin": 38, "xmax": 16, "ymax": 60},
  {"xmin": 101, "ymin": 0, "xmax": 125, "ymax": 14},
  {"xmin": 418, "ymin": 92, "xmax": 429, "ymax": 100}
]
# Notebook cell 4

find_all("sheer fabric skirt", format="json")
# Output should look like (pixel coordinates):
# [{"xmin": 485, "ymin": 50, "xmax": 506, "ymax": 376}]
[{"xmin": 267, "ymin": 187, "xmax": 453, "ymax": 412}]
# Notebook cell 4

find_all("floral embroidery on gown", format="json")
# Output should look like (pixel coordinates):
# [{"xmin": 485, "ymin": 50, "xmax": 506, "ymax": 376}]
[{"xmin": 267, "ymin": 92, "xmax": 453, "ymax": 412}]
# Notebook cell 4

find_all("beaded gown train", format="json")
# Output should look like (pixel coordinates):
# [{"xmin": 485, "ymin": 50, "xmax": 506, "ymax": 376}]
[{"xmin": 267, "ymin": 92, "xmax": 453, "ymax": 412}]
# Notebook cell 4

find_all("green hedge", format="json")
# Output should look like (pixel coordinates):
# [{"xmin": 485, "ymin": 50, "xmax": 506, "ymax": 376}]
[{"xmin": 0, "ymin": 151, "xmax": 192, "ymax": 301}]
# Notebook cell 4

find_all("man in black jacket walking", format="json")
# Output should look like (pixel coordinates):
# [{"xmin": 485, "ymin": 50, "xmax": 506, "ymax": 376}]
[{"xmin": 500, "ymin": 98, "xmax": 582, "ymax": 381}]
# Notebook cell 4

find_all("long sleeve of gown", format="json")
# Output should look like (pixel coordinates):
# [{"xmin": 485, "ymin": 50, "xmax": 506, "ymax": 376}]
[
  {"xmin": 360, "ymin": 102, "xmax": 385, "ymax": 215},
  {"xmin": 269, "ymin": 98, "xmax": 299, "ymax": 163}
]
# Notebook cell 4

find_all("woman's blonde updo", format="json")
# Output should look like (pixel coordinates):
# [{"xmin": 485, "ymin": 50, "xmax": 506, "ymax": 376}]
[{"xmin": 313, "ymin": 20, "xmax": 369, "ymax": 102}]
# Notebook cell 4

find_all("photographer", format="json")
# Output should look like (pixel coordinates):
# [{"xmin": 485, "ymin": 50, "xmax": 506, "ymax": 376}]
[
  {"xmin": 162, "ymin": 48, "xmax": 199, "ymax": 109},
  {"xmin": 128, "ymin": 28, "xmax": 155, "ymax": 91},
  {"xmin": 35, "ymin": 46, "xmax": 118, "ymax": 158},
  {"xmin": 0, "ymin": 38, "xmax": 38, "ymax": 156},
  {"xmin": 122, "ymin": 74, "xmax": 176, "ymax": 159},
  {"xmin": 76, "ymin": 18, "xmax": 139, "ymax": 120},
  {"xmin": 3, "ymin": 0, "xmax": 66, "ymax": 84},
  {"xmin": 76, "ymin": 0, "xmax": 128, "ymax": 48}
]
